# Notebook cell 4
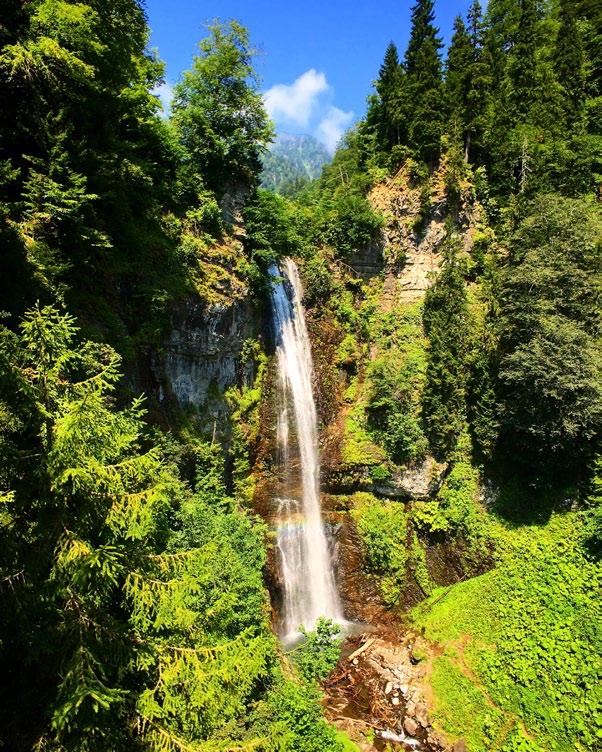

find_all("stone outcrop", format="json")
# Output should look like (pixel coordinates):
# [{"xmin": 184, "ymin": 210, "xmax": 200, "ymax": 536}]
[
  {"xmin": 373, "ymin": 456, "xmax": 448, "ymax": 500},
  {"xmin": 323, "ymin": 456, "xmax": 447, "ymax": 501},
  {"xmin": 351, "ymin": 156, "xmax": 484, "ymax": 305},
  {"xmin": 157, "ymin": 295, "xmax": 257, "ymax": 418}
]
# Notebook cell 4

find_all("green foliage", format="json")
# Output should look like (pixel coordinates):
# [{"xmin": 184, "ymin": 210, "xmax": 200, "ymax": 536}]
[
  {"xmin": 243, "ymin": 190, "xmax": 304, "ymax": 272},
  {"xmin": 369, "ymin": 42, "xmax": 406, "ymax": 152},
  {"xmin": 172, "ymin": 21, "xmax": 273, "ymax": 196},
  {"xmin": 322, "ymin": 193, "xmax": 384, "ymax": 260},
  {"xmin": 404, "ymin": 0, "xmax": 444, "ymax": 164},
  {"xmin": 351, "ymin": 493, "xmax": 408, "ymax": 605},
  {"xmin": 365, "ymin": 301, "xmax": 428, "ymax": 465},
  {"xmin": 422, "ymin": 256, "xmax": 471, "ymax": 457},
  {"xmin": 0, "ymin": 305, "xmax": 282, "ymax": 752},
  {"xmin": 225, "ymin": 342, "xmax": 267, "ymax": 504},
  {"xmin": 582, "ymin": 455, "xmax": 602, "ymax": 559},
  {"xmin": 414, "ymin": 512, "xmax": 601, "ymax": 751},
  {"xmin": 254, "ymin": 680, "xmax": 345, "ymax": 752},
  {"xmin": 498, "ymin": 195, "xmax": 601, "ymax": 478},
  {"xmin": 554, "ymin": 0, "xmax": 587, "ymax": 126},
  {"xmin": 409, "ymin": 532, "xmax": 433, "ymax": 595},
  {"xmin": 429, "ymin": 657, "xmax": 509, "ymax": 751},
  {"xmin": 292, "ymin": 619, "xmax": 342, "ymax": 683}
]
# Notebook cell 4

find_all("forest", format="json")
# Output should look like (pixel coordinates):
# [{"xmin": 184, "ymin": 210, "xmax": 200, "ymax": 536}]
[{"xmin": 0, "ymin": 1, "xmax": 600, "ymax": 751}]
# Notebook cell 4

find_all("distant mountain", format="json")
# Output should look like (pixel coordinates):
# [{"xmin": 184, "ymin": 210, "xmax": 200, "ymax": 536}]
[{"xmin": 261, "ymin": 134, "xmax": 331, "ymax": 196}]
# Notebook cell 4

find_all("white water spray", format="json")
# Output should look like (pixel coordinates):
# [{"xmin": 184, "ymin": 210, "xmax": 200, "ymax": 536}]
[{"xmin": 269, "ymin": 258, "xmax": 343, "ymax": 640}]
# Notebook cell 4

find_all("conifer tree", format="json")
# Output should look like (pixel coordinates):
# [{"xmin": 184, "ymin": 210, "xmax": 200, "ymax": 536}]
[
  {"xmin": 422, "ymin": 250, "xmax": 471, "ymax": 457},
  {"xmin": 506, "ymin": 0, "xmax": 538, "ymax": 120},
  {"xmin": 465, "ymin": 0, "xmax": 491, "ymax": 162},
  {"xmin": 404, "ymin": 0, "xmax": 444, "ymax": 165},
  {"xmin": 445, "ymin": 17, "xmax": 474, "ymax": 155},
  {"xmin": 554, "ymin": 0, "xmax": 587, "ymax": 126},
  {"xmin": 374, "ymin": 42, "xmax": 406, "ymax": 151}
]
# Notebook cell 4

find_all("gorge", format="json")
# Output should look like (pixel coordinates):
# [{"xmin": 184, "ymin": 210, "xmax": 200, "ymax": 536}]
[{"xmin": 0, "ymin": 1, "xmax": 599, "ymax": 752}]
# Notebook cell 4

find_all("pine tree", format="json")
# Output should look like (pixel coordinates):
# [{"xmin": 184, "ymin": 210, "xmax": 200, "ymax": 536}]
[
  {"xmin": 506, "ymin": 0, "xmax": 538, "ymax": 120},
  {"xmin": 404, "ymin": 0, "xmax": 444, "ymax": 165},
  {"xmin": 422, "ymin": 248, "xmax": 471, "ymax": 457},
  {"xmin": 465, "ymin": 0, "xmax": 492, "ymax": 162},
  {"xmin": 405, "ymin": 0, "xmax": 439, "ymax": 75},
  {"xmin": 554, "ymin": 0, "xmax": 587, "ymax": 126},
  {"xmin": 445, "ymin": 17, "xmax": 474, "ymax": 155},
  {"xmin": 374, "ymin": 42, "xmax": 406, "ymax": 151}
]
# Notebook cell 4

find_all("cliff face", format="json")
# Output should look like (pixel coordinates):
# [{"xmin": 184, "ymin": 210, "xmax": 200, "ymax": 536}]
[
  {"xmin": 152, "ymin": 184, "xmax": 262, "ymax": 426},
  {"xmin": 362, "ymin": 156, "xmax": 482, "ymax": 304},
  {"xmin": 318, "ymin": 158, "xmax": 484, "ymax": 497},
  {"xmin": 158, "ymin": 297, "xmax": 257, "ymax": 418}
]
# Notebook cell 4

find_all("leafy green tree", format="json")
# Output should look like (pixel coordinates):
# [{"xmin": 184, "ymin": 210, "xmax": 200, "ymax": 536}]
[
  {"xmin": 172, "ymin": 21, "xmax": 273, "ymax": 197},
  {"xmin": 292, "ymin": 618, "xmax": 342, "ymax": 683}
]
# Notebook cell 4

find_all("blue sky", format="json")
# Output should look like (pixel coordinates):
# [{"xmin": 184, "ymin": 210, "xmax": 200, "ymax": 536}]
[{"xmin": 146, "ymin": 0, "xmax": 475, "ymax": 152}]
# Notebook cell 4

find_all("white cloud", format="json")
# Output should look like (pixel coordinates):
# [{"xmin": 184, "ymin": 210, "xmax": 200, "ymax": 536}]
[
  {"xmin": 263, "ymin": 69, "xmax": 328, "ymax": 127},
  {"xmin": 263, "ymin": 70, "xmax": 355, "ymax": 154},
  {"xmin": 152, "ymin": 81, "xmax": 174, "ymax": 116},
  {"xmin": 316, "ymin": 106, "xmax": 354, "ymax": 153}
]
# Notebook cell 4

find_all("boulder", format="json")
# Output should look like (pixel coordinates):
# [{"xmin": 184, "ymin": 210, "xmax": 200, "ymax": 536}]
[
  {"xmin": 404, "ymin": 717, "xmax": 419, "ymax": 736},
  {"xmin": 373, "ymin": 455, "xmax": 447, "ymax": 500},
  {"xmin": 415, "ymin": 702, "xmax": 429, "ymax": 727}
]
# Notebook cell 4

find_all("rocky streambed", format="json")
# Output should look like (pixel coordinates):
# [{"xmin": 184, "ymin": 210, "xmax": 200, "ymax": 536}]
[{"xmin": 323, "ymin": 630, "xmax": 465, "ymax": 752}]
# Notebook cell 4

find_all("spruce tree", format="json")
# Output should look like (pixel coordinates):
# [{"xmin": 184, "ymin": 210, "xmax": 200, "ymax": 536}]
[
  {"xmin": 374, "ymin": 42, "xmax": 406, "ymax": 151},
  {"xmin": 404, "ymin": 0, "xmax": 444, "ymax": 165},
  {"xmin": 465, "ymin": 0, "xmax": 491, "ymax": 162},
  {"xmin": 506, "ymin": 0, "xmax": 538, "ymax": 120},
  {"xmin": 422, "ymin": 250, "xmax": 471, "ymax": 457},
  {"xmin": 405, "ymin": 0, "xmax": 439, "ymax": 75},
  {"xmin": 554, "ymin": 0, "xmax": 586, "ymax": 126},
  {"xmin": 445, "ymin": 17, "xmax": 474, "ymax": 155}
]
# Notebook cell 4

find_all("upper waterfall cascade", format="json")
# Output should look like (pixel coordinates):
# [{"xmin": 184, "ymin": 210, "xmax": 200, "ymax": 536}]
[{"xmin": 269, "ymin": 258, "xmax": 344, "ymax": 640}]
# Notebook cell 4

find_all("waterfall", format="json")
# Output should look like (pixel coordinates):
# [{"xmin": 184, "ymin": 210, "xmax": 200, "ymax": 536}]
[{"xmin": 269, "ymin": 258, "xmax": 344, "ymax": 641}]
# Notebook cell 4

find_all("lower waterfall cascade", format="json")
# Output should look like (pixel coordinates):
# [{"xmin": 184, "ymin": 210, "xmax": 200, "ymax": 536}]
[{"xmin": 268, "ymin": 258, "xmax": 344, "ymax": 641}]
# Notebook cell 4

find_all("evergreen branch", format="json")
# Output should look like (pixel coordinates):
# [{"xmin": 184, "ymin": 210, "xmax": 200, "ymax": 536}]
[{"xmin": 138, "ymin": 717, "xmax": 265, "ymax": 752}]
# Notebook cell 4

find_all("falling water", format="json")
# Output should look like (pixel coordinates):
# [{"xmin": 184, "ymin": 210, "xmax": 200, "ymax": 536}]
[{"xmin": 269, "ymin": 258, "xmax": 344, "ymax": 641}]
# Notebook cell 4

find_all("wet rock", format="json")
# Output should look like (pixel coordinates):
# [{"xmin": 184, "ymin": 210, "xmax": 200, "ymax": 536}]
[{"xmin": 404, "ymin": 717, "xmax": 419, "ymax": 736}]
